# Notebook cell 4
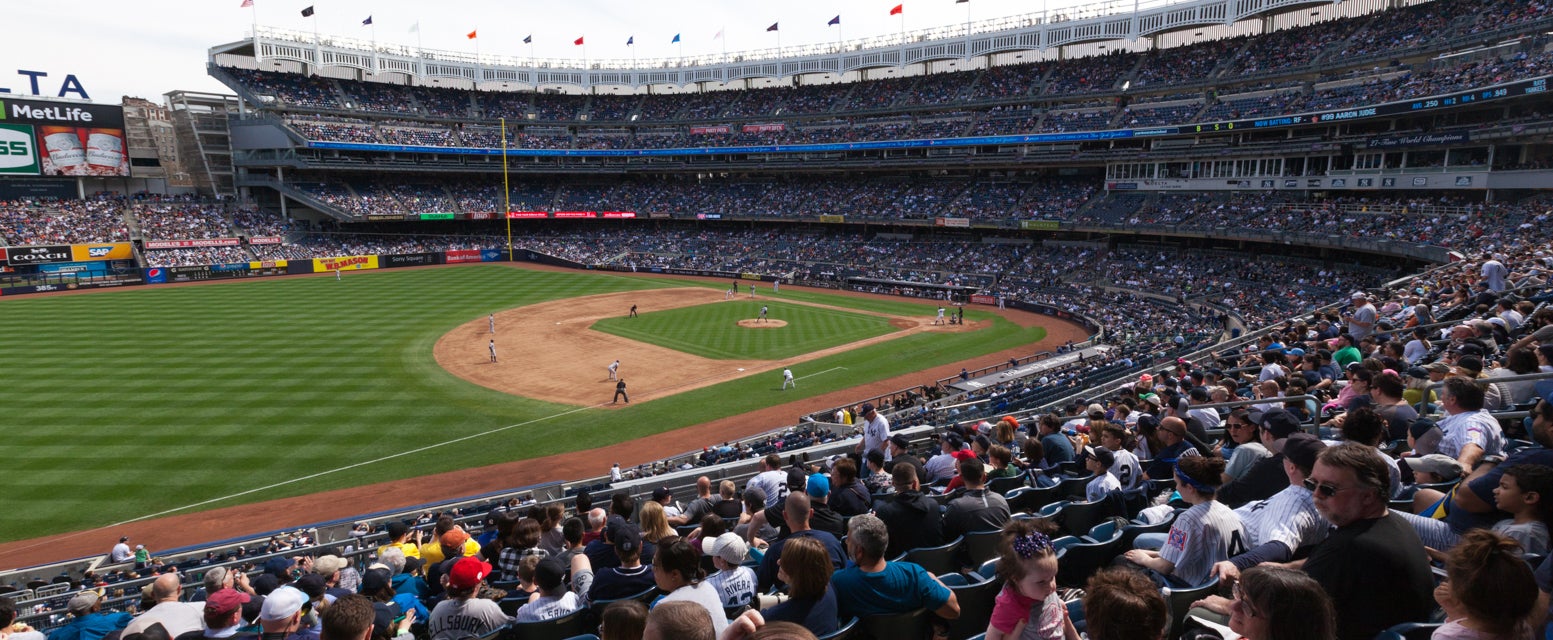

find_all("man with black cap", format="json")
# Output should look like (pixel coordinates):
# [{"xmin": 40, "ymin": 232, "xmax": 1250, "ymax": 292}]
[
  {"xmin": 884, "ymin": 435, "xmax": 926, "ymax": 489},
  {"xmin": 1208, "ymin": 433, "xmax": 1329, "ymax": 585},
  {"xmin": 514, "ymin": 557, "xmax": 580, "ymax": 622},
  {"xmin": 1216, "ymin": 409, "xmax": 1304, "ymax": 508},
  {"xmin": 49, "ymin": 591, "xmax": 132, "ymax": 640},
  {"xmin": 584, "ymin": 515, "xmax": 657, "ymax": 572},
  {"xmin": 922, "ymin": 434, "xmax": 964, "ymax": 484},
  {"xmin": 585, "ymin": 524, "xmax": 656, "ymax": 603},
  {"xmin": 855, "ymin": 403, "xmax": 890, "ymax": 460}
]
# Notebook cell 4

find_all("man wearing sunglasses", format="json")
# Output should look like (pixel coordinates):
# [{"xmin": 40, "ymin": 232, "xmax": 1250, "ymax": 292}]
[{"xmin": 1300, "ymin": 443, "xmax": 1433, "ymax": 640}]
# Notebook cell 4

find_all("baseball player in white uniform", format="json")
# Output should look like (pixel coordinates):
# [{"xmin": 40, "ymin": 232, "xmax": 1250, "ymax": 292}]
[
  {"xmin": 782, "ymin": 368, "xmax": 795, "ymax": 390},
  {"xmin": 759, "ymin": 306, "xmax": 769, "ymax": 322},
  {"xmin": 488, "ymin": 340, "xmax": 497, "ymax": 363},
  {"xmin": 608, "ymin": 360, "xmax": 620, "ymax": 380},
  {"xmin": 489, "ymin": 314, "xmax": 495, "ymax": 334},
  {"xmin": 935, "ymin": 307, "xmax": 945, "ymax": 325}
]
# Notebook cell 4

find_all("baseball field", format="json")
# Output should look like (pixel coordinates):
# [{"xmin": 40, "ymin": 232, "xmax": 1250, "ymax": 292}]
[{"xmin": 0, "ymin": 263, "xmax": 1054, "ymax": 556}]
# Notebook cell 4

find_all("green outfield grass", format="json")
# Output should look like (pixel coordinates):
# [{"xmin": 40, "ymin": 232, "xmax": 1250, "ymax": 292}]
[
  {"xmin": 592, "ymin": 300, "xmax": 897, "ymax": 360},
  {"xmin": 0, "ymin": 265, "xmax": 1044, "ymax": 543}
]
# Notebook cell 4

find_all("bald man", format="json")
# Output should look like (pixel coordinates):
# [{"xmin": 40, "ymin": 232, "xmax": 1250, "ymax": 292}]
[
  {"xmin": 668, "ymin": 477, "xmax": 718, "ymax": 527},
  {"xmin": 124, "ymin": 574, "xmax": 205, "ymax": 637}
]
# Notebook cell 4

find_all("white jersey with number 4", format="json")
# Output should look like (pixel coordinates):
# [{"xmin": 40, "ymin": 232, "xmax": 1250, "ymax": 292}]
[{"xmin": 1160, "ymin": 500, "xmax": 1246, "ymax": 587}]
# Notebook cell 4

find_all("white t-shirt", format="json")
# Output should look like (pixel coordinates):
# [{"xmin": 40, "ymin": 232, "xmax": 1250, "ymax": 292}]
[
  {"xmin": 861, "ymin": 414, "xmax": 891, "ymax": 457},
  {"xmin": 659, "ymin": 581, "xmax": 730, "ymax": 638},
  {"xmin": 1493, "ymin": 519, "xmax": 1550, "ymax": 556},
  {"xmin": 1109, "ymin": 449, "xmax": 1143, "ymax": 492}
]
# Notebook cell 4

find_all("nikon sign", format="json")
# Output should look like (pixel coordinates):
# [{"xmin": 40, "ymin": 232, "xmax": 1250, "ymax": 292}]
[{"xmin": 0, "ymin": 124, "xmax": 39, "ymax": 174}]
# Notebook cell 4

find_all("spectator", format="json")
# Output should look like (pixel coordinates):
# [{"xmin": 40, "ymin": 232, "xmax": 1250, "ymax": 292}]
[
  {"xmin": 1186, "ymin": 565, "xmax": 1336, "ymax": 640},
  {"xmin": 1080, "ymin": 569, "xmax": 1166, "ymax": 640},
  {"xmin": 318, "ymin": 595, "xmax": 373, "ymax": 640},
  {"xmin": 870, "ymin": 464, "xmax": 944, "ymax": 560},
  {"xmin": 597, "ymin": 601, "xmax": 647, "ymax": 640},
  {"xmin": 642, "ymin": 601, "xmax": 714, "ymax": 640},
  {"xmin": 704, "ymin": 533, "xmax": 757, "ymax": 610},
  {"xmin": 1434, "ymin": 530, "xmax": 1539, "ymax": 640},
  {"xmin": 124, "ymin": 574, "xmax": 204, "ymax": 637},
  {"xmin": 425, "ymin": 557, "xmax": 508, "ymax": 640},
  {"xmin": 174, "ymin": 589, "xmax": 253, "ymax": 640},
  {"xmin": 985, "ymin": 518, "xmax": 1076, "ymax": 640},
  {"xmin": 754, "ymin": 493, "xmax": 846, "ymax": 594},
  {"xmin": 652, "ymin": 536, "xmax": 729, "ymax": 638},
  {"xmin": 759, "ymin": 536, "xmax": 839, "ymax": 637},
  {"xmin": 1122, "ymin": 455, "xmax": 1245, "ymax": 587},
  {"xmin": 830, "ymin": 514, "xmax": 959, "ymax": 622},
  {"xmin": 942, "ymin": 457, "xmax": 1012, "ymax": 541},
  {"xmin": 514, "ymin": 556, "xmax": 581, "ymax": 622}
]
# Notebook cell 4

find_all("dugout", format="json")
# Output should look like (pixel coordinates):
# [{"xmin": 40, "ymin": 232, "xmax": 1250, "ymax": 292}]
[{"xmin": 844, "ymin": 276, "xmax": 980, "ymax": 303}]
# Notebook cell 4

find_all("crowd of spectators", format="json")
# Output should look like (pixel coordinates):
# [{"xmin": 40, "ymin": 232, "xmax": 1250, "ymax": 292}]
[
  {"xmin": 0, "ymin": 196, "xmax": 130, "ymax": 246},
  {"xmin": 132, "ymin": 202, "xmax": 234, "ymax": 240},
  {"xmin": 144, "ymin": 246, "xmax": 253, "ymax": 267}
]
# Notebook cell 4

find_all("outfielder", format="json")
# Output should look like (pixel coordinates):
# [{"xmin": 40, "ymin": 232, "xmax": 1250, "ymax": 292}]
[
  {"xmin": 782, "ymin": 368, "xmax": 795, "ymax": 390},
  {"xmin": 488, "ymin": 340, "xmax": 497, "ymax": 363},
  {"xmin": 749, "ymin": 283, "xmax": 756, "ymax": 298},
  {"xmin": 759, "ymin": 306, "xmax": 769, "ymax": 322},
  {"xmin": 773, "ymin": 280, "xmax": 780, "ymax": 293},
  {"xmin": 489, "ymin": 313, "xmax": 495, "ymax": 334},
  {"xmin": 335, "ymin": 268, "xmax": 342, "ymax": 281},
  {"xmin": 608, "ymin": 360, "xmax": 620, "ymax": 380}
]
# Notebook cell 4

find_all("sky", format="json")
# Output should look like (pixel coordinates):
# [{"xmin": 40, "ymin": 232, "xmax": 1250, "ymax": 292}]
[{"xmin": 0, "ymin": 0, "xmax": 1113, "ymax": 105}]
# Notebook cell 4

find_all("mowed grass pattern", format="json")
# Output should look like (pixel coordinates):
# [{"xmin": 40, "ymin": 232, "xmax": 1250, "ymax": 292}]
[
  {"xmin": 0, "ymin": 266, "xmax": 1044, "ymax": 543},
  {"xmin": 591, "ymin": 301, "xmax": 896, "ymax": 360}
]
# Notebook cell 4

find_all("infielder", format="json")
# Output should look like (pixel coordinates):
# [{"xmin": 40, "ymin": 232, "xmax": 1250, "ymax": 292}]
[
  {"xmin": 489, "ymin": 313, "xmax": 495, "ymax": 334},
  {"xmin": 773, "ymin": 280, "xmax": 780, "ymax": 293},
  {"xmin": 629, "ymin": 304, "xmax": 638, "ymax": 318},
  {"xmin": 782, "ymin": 368, "xmax": 795, "ymax": 390},
  {"xmin": 488, "ymin": 340, "xmax": 497, "ymax": 363},
  {"xmin": 613, "ymin": 379, "xmax": 629, "ymax": 404},
  {"xmin": 759, "ymin": 306, "xmax": 769, "ymax": 322},
  {"xmin": 608, "ymin": 360, "xmax": 620, "ymax": 380},
  {"xmin": 749, "ymin": 283, "xmax": 756, "ymax": 298}
]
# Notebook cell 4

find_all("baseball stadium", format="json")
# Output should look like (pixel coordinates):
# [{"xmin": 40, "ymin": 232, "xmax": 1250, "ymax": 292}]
[{"xmin": 3, "ymin": 0, "xmax": 1553, "ymax": 638}]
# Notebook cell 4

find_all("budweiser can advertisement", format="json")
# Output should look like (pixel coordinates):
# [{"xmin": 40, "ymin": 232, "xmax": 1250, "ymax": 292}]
[{"xmin": 1, "ymin": 97, "xmax": 131, "ymax": 177}]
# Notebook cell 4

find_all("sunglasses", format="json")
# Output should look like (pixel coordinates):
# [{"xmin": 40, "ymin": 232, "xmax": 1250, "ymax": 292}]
[{"xmin": 1303, "ymin": 478, "xmax": 1359, "ymax": 498}]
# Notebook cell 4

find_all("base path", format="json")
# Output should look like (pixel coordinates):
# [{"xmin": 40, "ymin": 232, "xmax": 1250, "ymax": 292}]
[
  {"xmin": 0, "ymin": 268, "xmax": 1091, "ymax": 568},
  {"xmin": 437, "ymin": 287, "xmax": 979, "ymax": 406}
]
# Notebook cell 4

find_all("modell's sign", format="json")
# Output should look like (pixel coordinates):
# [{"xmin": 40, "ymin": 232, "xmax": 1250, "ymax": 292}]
[
  {"xmin": 144, "ymin": 238, "xmax": 240, "ymax": 249},
  {"xmin": 248, "ymin": 236, "xmax": 285, "ymax": 245},
  {"xmin": 5, "ymin": 244, "xmax": 70, "ymax": 265}
]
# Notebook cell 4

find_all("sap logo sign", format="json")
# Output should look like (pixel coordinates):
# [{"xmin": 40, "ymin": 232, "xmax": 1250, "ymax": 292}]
[
  {"xmin": 0, "ymin": 126, "xmax": 34, "ymax": 169},
  {"xmin": 88, "ymin": 246, "xmax": 112, "ymax": 257}
]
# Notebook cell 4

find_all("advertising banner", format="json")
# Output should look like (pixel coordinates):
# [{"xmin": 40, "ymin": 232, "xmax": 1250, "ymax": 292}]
[
  {"xmin": 0, "ymin": 97, "xmax": 128, "ymax": 177},
  {"xmin": 144, "ymin": 267, "xmax": 167, "ymax": 284},
  {"xmin": 480, "ymin": 249, "xmax": 506, "ymax": 262},
  {"xmin": 689, "ymin": 125, "xmax": 731, "ymax": 135},
  {"xmin": 818, "ymin": 215, "xmax": 845, "ymax": 223},
  {"xmin": 248, "ymin": 236, "xmax": 285, "ymax": 245},
  {"xmin": 742, "ymin": 123, "xmax": 786, "ymax": 133},
  {"xmin": 468, "ymin": 212, "xmax": 495, "ymax": 220},
  {"xmin": 418, "ymin": 213, "xmax": 456, "ymax": 221},
  {"xmin": 0, "ymin": 123, "xmax": 40, "ymax": 175},
  {"xmin": 380, "ymin": 252, "xmax": 439, "ymax": 268},
  {"xmin": 313, "ymin": 255, "xmax": 379, "ymax": 272},
  {"xmin": 553, "ymin": 211, "xmax": 596, "ymax": 218},
  {"xmin": 599, "ymin": 211, "xmax": 636, "ymax": 219},
  {"xmin": 935, "ymin": 217, "xmax": 970, "ymax": 228},
  {"xmin": 446, "ymin": 249, "xmax": 483, "ymax": 264},
  {"xmin": 970, "ymin": 294, "xmax": 997, "ymax": 305},
  {"xmin": 38, "ymin": 261, "xmax": 109, "ymax": 275},
  {"xmin": 1019, "ymin": 220, "xmax": 1061, "ymax": 231},
  {"xmin": 69, "ymin": 242, "xmax": 134, "ymax": 262},
  {"xmin": 696, "ymin": 213, "xmax": 722, "ymax": 220},
  {"xmin": 365, "ymin": 213, "xmax": 401, "ymax": 221},
  {"xmin": 249, "ymin": 260, "xmax": 286, "ymax": 270},
  {"xmin": 144, "ymin": 238, "xmax": 240, "ymax": 250},
  {"xmin": 0, "ymin": 247, "xmax": 7, "ymax": 262},
  {"xmin": 5, "ymin": 244, "xmax": 71, "ymax": 265},
  {"xmin": 507, "ymin": 211, "xmax": 548, "ymax": 219}
]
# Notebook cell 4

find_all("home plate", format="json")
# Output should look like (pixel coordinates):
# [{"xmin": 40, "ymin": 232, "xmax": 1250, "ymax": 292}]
[{"xmin": 737, "ymin": 368, "xmax": 746, "ymax": 372}]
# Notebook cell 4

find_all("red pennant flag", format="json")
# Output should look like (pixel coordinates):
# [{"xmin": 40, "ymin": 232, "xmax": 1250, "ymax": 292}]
[
  {"xmin": 467, "ymin": 30, "xmax": 477, "ymax": 39},
  {"xmin": 574, "ymin": 36, "xmax": 584, "ymax": 45},
  {"xmin": 890, "ymin": 4, "xmax": 903, "ymax": 15}
]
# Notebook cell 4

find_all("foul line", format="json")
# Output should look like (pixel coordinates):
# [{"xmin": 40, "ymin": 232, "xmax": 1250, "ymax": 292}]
[
  {"xmin": 105, "ymin": 403, "xmax": 611, "ymax": 528},
  {"xmin": 796, "ymin": 366, "xmax": 846, "ymax": 381}
]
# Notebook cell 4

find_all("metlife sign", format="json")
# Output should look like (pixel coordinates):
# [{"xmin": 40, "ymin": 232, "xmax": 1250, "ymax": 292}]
[
  {"xmin": 0, "ymin": 124, "xmax": 39, "ymax": 175},
  {"xmin": 0, "ymin": 97, "xmax": 122, "ymax": 127}
]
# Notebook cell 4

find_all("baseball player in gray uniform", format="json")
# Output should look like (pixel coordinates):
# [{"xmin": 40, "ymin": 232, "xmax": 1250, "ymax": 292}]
[
  {"xmin": 782, "ymin": 368, "xmax": 795, "ymax": 390},
  {"xmin": 488, "ymin": 340, "xmax": 497, "ymax": 363},
  {"xmin": 759, "ymin": 306, "xmax": 769, "ymax": 322},
  {"xmin": 608, "ymin": 360, "xmax": 620, "ymax": 380}
]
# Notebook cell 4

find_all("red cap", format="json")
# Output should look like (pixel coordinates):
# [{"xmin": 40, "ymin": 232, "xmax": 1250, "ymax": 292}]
[{"xmin": 447, "ymin": 556, "xmax": 492, "ymax": 590}]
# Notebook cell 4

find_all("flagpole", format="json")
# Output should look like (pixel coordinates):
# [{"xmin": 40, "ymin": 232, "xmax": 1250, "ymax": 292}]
[{"xmin": 501, "ymin": 117, "xmax": 512, "ymax": 261}]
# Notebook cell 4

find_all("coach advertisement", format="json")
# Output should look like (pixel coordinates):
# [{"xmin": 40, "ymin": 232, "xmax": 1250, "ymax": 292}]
[
  {"xmin": 446, "ymin": 249, "xmax": 482, "ymax": 264},
  {"xmin": 5, "ymin": 244, "xmax": 71, "ymax": 265},
  {"xmin": 313, "ymin": 256, "xmax": 379, "ymax": 272},
  {"xmin": 380, "ymin": 253, "xmax": 440, "ymax": 268}
]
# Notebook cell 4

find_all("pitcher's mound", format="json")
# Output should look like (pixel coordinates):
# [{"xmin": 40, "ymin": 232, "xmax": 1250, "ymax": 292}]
[{"xmin": 737, "ymin": 319, "xmax": 788, "ymax": 329}]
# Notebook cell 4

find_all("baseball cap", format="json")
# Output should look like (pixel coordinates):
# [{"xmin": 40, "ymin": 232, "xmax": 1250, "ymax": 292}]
[
  {"xmin": 534, "ymin": 556, "xmax": 567, "ymax": 591},
  {"xmin": 706, "ymin": 532, "xmax": 748, "ymax": 565},
  {"xmin": 446, "ymin": 556, "xmax": 492, "ymax": 590},
  {"xmin": 204, "ymin": 588, "xmax": 251, "ymax": 618},
  {"xmin": 949, "ymin": 449, "xmax": 977, "ymax": 463},
  {"xmin": 263, "ymin": 556, "xmax": 295, "ymax": 579},
  {"xmin": 1085, "ymin": 446, "xmax": 1115, "ymax": 468},
  {"xmin": 313, "ymin": 555, "xmax": 346, "ymax": 577},
  {"xmin": 259, "ymin": 586, "xmax": 307, "ymax": 621},
  {"xmin": 651, "ymin": 487, "xmax": 672, "ymax": 502},
  {"xmin": 613, "ymin": 524, "xmax": 642, "ymax": 556},
  {"xmin": 67, "ymin": 591, "xmax": 101, "ymax": 615},
  {"xmin": 360, "ymin": 567, "xmax": 391, "ymax": 594},
  {"xmin": 888, "ymin": 434, "xmax": 910, "ymax": 449},
  {"xmin": 860, "ymin": 403, "xmax": 876, "ymax": 415},
  {"xmin": 1406, "ymin": 366, "xmax": 1429, "ymax": 380},
  {"xmin": 1257, "ymin": 409, "xmax": 1302, "ymax": 439},
  {"xmin": 294, "ymin": 574, "xmax": 327, "ymax": 601},
  {"xmin": 1350, "ymin": 291, "xmax": 1367, "ymax": 299},
  {"xmin": 1406, "ymin": 454, "xmax": 1464, "ymax": 481},
  {"xmin": 1281, "ymin": 433, "xmax": 1325, "ymax": 470},
  {"xmin": 1424, "ymin": 362, "xmax": 1452, "ymax": 374},
  {"xmin": 440, "ymin": 527, "xmax": 470, "ymax": 549},
  {"xmin": 805, "ymin": 473, "xmax": 831, "ymax": 498}
]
